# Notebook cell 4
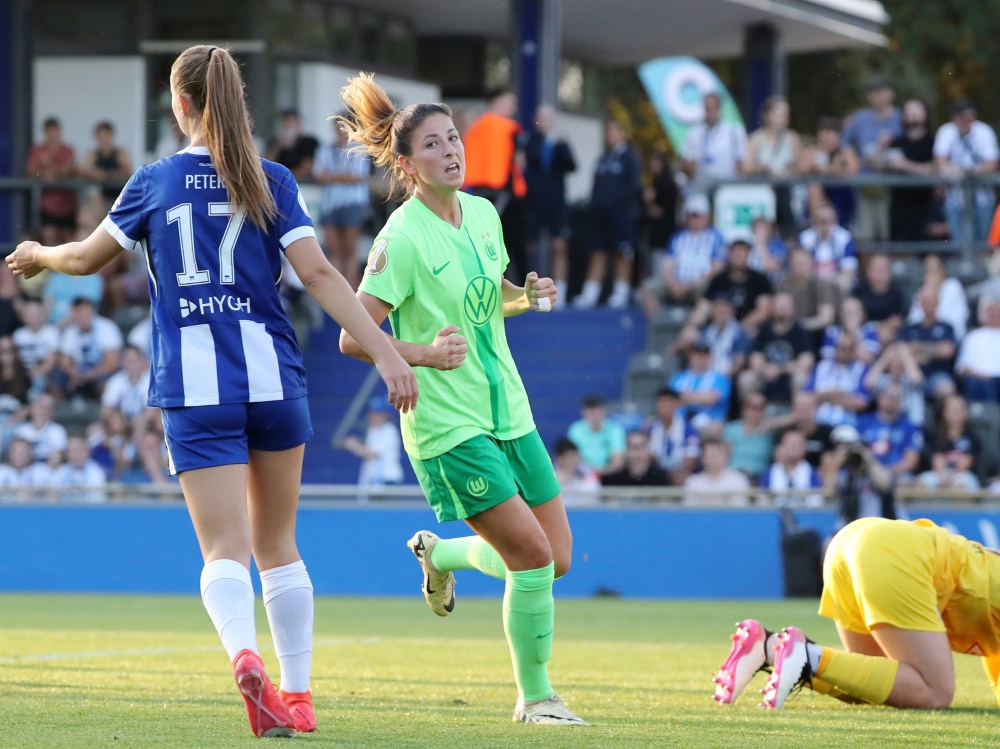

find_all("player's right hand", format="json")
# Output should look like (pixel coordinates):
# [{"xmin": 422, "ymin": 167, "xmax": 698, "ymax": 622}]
[{"xmin": 429, "ymin": 325, "xmax": 467, "ymax": 370}]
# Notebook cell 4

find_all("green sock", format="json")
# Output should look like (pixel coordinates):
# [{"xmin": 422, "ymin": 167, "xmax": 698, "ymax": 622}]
[
  {"xmin": 503, "ymin": 563, "xmax": 555, "ymax": 702},
  {"xmin": 429, "ymin": 535, "xmax": 507, "ymax": 580}
]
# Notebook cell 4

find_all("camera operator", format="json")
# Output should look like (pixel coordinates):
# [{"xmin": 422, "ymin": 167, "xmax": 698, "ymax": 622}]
[{"xmin": 826, "ymin": 424, "xmax": 900, "ymax": 528}]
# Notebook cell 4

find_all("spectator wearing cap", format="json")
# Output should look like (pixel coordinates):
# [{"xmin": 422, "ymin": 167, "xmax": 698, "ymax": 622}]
[
  {"xmin": 743, "ymin": 290, "xmax": 814, "ymax": 404},
  {"xmin": 805, "ymin": 329, "xmax": 871, "ymax": 427},
  {"xmin": 681, "ymin": 91, "xmax": 747, "ymax": 197},
  {"xmin": 842, "ymin": 77, "xmax": 902, "ymax": 241},
  {"xmin": 798, "ymin": 116, "xmax": 859, "ymax": 229},
  {"xmin": 674, "ymin": 291, "xmax": 749, "ymax": 378},
  {"xmin": 669, "ymin": 341, "xmax": 731, "ymax": 431},
  {"xmin": 567, "ymin": 394, "xmax": 627, "ymax": 475},
  {"xmin": 265, "ymin": 109, "xmax": 320, "ymax": 180},
  {"xmin": 645, "ymin": 387, "xmax": 700, "ymax": 485},
  {"xmin": 798, "ymin": 203, "xmax": 857, "ymax": 295},
  {"xmin": 640, "ymin": 193, "xmax": 726, "ymax": 318},
  {"xmin": 897, "ymin": 284, "xmax": 958, "ymax": 400},
  {"xmin": 856, "ymin": 380, "xmax": 923, "ymax": 484},
  {"xmin": 55, "ymin": 297, "xmax": 122, "ymax": 400},
  {"xmin": 342, "ymin": 396, "xmax": 404, "ymax": 487},
  {"xmin": 934, "ymin": 100, "xmax": 999, "ymax": 244},
  {"xmin": 686, "ymin": 239, "xmax": 772, "ymax": 336},
  {"xmin": 776, "ymin": 248, "xmax": 839, "ymax": 346},
  {"xmin": 956, "ymin": 296, "xmax": 1000, "ymax": 403},
  {"xmin": 602, "ymin": 430, "xmax": 669, "ymax": 488},
  {"xmin": 886, "ymin": 99, "xmax": 937, "ymax": 241},
  {"xmin": 552, "ymin": 437, "xmax": 601, "ymax": 505}
]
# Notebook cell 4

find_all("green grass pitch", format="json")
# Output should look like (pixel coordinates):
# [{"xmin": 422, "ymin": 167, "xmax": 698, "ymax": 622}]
[{"xmin": 1, "ymin": 595, "xmax": 996, "ymax": 748}]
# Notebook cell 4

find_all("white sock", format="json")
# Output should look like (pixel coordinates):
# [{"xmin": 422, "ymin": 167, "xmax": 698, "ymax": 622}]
[
  {"xmin": 765, "ymin": 632, "xmax": 778, "ymax": 666},
  {"xmin": 581, "ymin": 279, "xmax": 601, "ymax": 300},
  {"xmin": 260, "ymin": 559, "xmax": 314, "ymax": 693},
  {"xmin": 555, "ymin": 280, "xmax": 568, "ymax": 306},
  {"xmin": 612, "ymin": 279, "xmax": 630, "ymax": 298},
  {"xmin": 200, "ymin": 559, "xmax": 258, "ymax": 661},
  {"xmin": 806, "ymin": 642, "xmax": 822, "ymax": 672}
]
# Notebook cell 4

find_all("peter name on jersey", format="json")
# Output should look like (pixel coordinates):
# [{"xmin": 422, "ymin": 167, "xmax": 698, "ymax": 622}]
[{"xmin": 185, "ymin": 173, "xmax": 226, "ymax": 190}]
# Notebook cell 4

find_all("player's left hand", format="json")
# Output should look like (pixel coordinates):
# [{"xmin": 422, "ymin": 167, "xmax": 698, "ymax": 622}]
[
  {"xmin": 6, "ymin": 241, "xmax": 44, "ymax": 279},
  {"xmin": 524, "ymin": 271, "xmax": 556, "ymax": 312}
]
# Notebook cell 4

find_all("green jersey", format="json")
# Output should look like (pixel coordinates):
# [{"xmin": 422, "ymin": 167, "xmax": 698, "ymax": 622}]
[{"xmin": 359, "ymin": 192, "xmax": 535, "ymax": 459}]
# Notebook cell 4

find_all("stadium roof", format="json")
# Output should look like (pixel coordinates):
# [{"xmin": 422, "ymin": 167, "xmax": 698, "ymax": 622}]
[{"xmin": 353, "ymin": 0, "xmax": 888, "ymax": 65}]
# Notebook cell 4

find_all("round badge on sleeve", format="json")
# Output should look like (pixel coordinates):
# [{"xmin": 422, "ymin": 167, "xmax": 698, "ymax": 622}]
[{"xmin": 367, "ymin": 239, "xmax": 389, "ymax": 275}]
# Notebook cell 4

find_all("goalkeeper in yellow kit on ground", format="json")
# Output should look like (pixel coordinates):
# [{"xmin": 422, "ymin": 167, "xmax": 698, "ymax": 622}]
[
  {"xmin": 338, "ymin": 73, "xmax": 587, "ymax": 726},
  {"xmin": 715, "ymin": 517, "xmax": 1000, "ymax": 710}
]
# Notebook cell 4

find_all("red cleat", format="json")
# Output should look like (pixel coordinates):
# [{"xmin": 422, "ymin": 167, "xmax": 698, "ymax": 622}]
[
  {"xmin": 279, "ymin": 689, "xmax": 317, "ymax": 733},
  {"xmin": 232, "ymin": 649, "xmax": 297, "ymax": 738}
]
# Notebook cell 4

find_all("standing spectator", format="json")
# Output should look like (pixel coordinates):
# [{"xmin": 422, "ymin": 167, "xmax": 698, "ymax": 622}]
[
  {"xmin": 682, "ymin": 91, "xmax": 747, "ymax": 197},
  {"xmin": 522, "ymin": 104, "xmax": 577, "ymax": 303},
  {"xmin": 934, "ymin": 101, "xmax": 999, "ymax": 244},
  {"xmin": 642, "ymin": 153, "xmax": 680, "ymax": 269},
  {"xmin": 852, "ymin": 253, "xmax": 907, "ymax": 344},
  {"xmin": 314, "ymin": 119, "xmax": 371, "ymax": 290},
  {"xmin": 52, "ymin": 434, "xmax": 107, "ymax": 502},
  {"xmin": 956, "ymin": 296, "xmax": 1000, "ymax": 402},
  {"xmin": 0, "ymin": 437, "xmax": 54, "ymax": 501},
  {"xmin": 906, "ymin": 254, "xmax": 968, "ymax": 339},
  {"xmin": 640, "ymin": 193, "xmax": 726, "ymax": 317},
  {"xmin": 574, "ymin": 120, "xmax": 643, "ymax": 309},
  {"xmin": 683, "ymin": 438, "xmax": 750, "ymax": 506},
  {"xmin": 566, "ymin": 394, "xmax": 626, "ymax": 475},
  {"xmin": 820, "ymin": 296, "xmax": 881, "ymax": 365},
  {"xmin": 646, "ymin": 387, "xmax": 700, "ymax": 486},
  {"xmin": 842, "ymin": 77, "xmax": 902, "ymax": 241},
  {"xmin": 798, "ymin": 116, "xmax": 859, "ymax": 228},
  {"xmin": 25, "ymin": 117, "xmax": 77, "ymax": 245},
  {"xmin": 748, "ymin": 216, "xmax": 788, "ymax": 280},
  {"xmin": 723, "ymin": 392, "xmax": 774, "ymax": 481},
  {"xmin": 669, "ymin": 341, "xmax": 732, "ymax": 430},
  {"xmin": 265, "ymin": 109, "xmax": 319, "ymax": 180},
  {"xmin": 742, "ymin": 96, "xmax": 801, "ymax": 234},
  {"xmin": 56, "ymin": 297, "xmax": 123, "ymax": 399},
  {"xmin": 864, "ymin": 342, "xmax": 926, "ymax": 428},
  {"xmin": 342, "ymin": 397, "xmax": 404, "ymax": 488},
  {"xmin": 602, "ymin": 430, "xmax": 669, "ymax": 487},
  {"xmin": 898, "ymin": 285, "xmax": 958, "ymax": 399},
  {"xmin": 674, "ymin": 292, "xmax": 749, "ymax": 378},
  {"xmin": 886, "ymin": 99, "xmax": 937, "ymax": 241},
  {"xmin": 798, "ymin": 203, "xmax": 857, "ymax": 294},
  {"xmin": 776, "ymin": 248, "xmax": 839, "ymax": 343},
  {"xmin": 552, "ymin": 437, "xmax": 600, "ymax": 505},
  {"xmin": 806, "ymin": 330, "xmax": 871, "ymax": 426},
  {"xmin": 760, "ymin": 429, "xmax": 824, "ymax": 507},
  {"xmin": 78, "ymin": 121, "xmax": 133, "ymax": 203},
  {"xmin": 917, "ymin": 394, "xmax": 981, "ymax": 490},
  {"xmin": 462, "ymin": 89, "xmax": 528, "ymax": 279},
  {"xmin": 688, "ymin": 239, "xmax": 772, "ymax": 335},
  {"xmin": 12, "ymin": 297, "xmax": 59, "ymax": 397},
  {"xmin": 743, "ymin": 290, "xmax": 815, "ymax": 403},
  {"xmin": 101, "ymin": 344, "xmax": 151, "ymax": 422},
  {"xmin": 856, "ymin": 381, "xmax": 923, "ymax": 483},
  {"xmin": 12, "ymin": 393, "xmax": 67, "ymax": 466}
]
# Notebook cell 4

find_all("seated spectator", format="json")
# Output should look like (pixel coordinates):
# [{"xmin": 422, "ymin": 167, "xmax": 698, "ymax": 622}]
[
  {"xmin": 602, "ymin": 430, "xmax": 669, "ymax": 488},
  {"xmin": 0, "ymin": 437, "xmax": 54, "ymax": 501},
  {"xmin": 748, "ymin": 216, "xmax": 788, "ymax": 280},
  {"xmin": 886, "ymin": 99, "xmax": 937, "ymax": 242},
  {"xmin": 865, "ymin": 341, "xmax": 927, "ymax": 427},
  {"xmin": 918, "ymin": 394, "xmax": 981, "ymax": 491},
  {"xmin": 898, "ymin": 285, "xmax": 958, "ymax": 399},
  {"xmin": 640, "ymin": 193, "xmax": 725, "ymax": 317},
  {"xmin": 852, "ymin": 253, "xmax": 907, "ymax": 341},
  {"xmin": 683, "ymin": 438, "xmax": 751, "ymax": 506},
  {"xmin": 101, "ymin": 344, "xmax": 151, "ymax": 422},
  {"xmin": 906, "ymin": 254, "xmax": 968, "ymax": 339},
  {"xmin": 0, "ymin": 335, "xmax": 29, "ymax": 405},
  {"xmin": 673, "ymin": 292, "xmax": 749, "ymax": 377},
  {"xmin": 127, "ymin": 315, "xmax": 152, "ymax": 360},
  {"xmin": 956, "ymin": 296, "xmax": 1000, "ymax": 402},
  {"xmin": 687, "ymin": 239, "xmax": 772, "ymax": 336},
  {"xmin": 798, "ymin": 204, "xmax": 857, "ymax": 294},
  {"xmin": 120, "ymin": 410, "xmax": 172, "ymax": 486},
  {"xmin": 776, "ymin": 248, "xmax": 839, "ymax": 343},
  {"xmin": 13, "ymin": 296, "xmax": 60, "ymax": 397},
  {"xmin": 78, "ymin": 120, "xmax": 133, "ymax": 203},
  {"xmin": 53, "ymin": 434, "xmax": 107, "ymax": 502},
  {"xmin": 44, "ymin": 270, "xmax": 104, "ymax": 325},
  {"xmin": 759, "ymin": 429, "xmax": 824, "ymax": 507},
  {"xmin": 743, "ymin": 290, "xmax": 815, "ymax": 403},
  {"xmin": 669, "ymin": 342, "xmax": 732, "ymax": 430},
  {"xmin": 567, "ymin": 394, "xmax": 626, "ymax": 475},
  {"xmin": 806, "ymin": 330, "xmax": 870, "ymax": 426},
  {"xmin": 820, "ymin": 296, "xmax": 881, "ymax": 365},
  {"xmin": 722, "ymin": 392, "xmax": 774, "ymax": 481},
  {"xmin": 13, "ymin": 393, "xmax": 67, "ymax": 466},
  {"xmin": 797, "ymin": 116, "xmax": 859, "ymax": 228},
  {"xmin": 552, "ymin": 437, "xmax": 601, "ymax": 505},
  {"xmin": 86, "ymin": 407, "xmax": 130, "ymax": 479},
  {"xmin": 342, "ymin": 397, "xmax": 404, "ymax": 488},
  {"xmin": 56, "ymin": 297, "xmax": 123, "ymax": 399},
  {"xmin": 770, "ymin": 390, "xmax": 836, "ymax": 474},
  {"xmin": 856, "ymin": 381, "xmax": 923, "ymax": 484},
  {"xmin": 646, "ymin": 387, "xmax": 700, "ymax": 486}
]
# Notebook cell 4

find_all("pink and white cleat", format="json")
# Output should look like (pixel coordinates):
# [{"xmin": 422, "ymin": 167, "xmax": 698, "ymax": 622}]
[
  {"xmin": 761, "ymin": 627, "xmax": 813, "ymax": 709},
  {"xmin": 713, "ymin": 619, "xmax": 769, "ymax": 705}
]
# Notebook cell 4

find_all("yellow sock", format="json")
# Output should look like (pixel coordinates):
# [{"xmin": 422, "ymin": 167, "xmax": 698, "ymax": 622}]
[
  {"xmin": 815, "ymin": 647, "xmax": 898, "ymax": 705},
  {"xmin": 809, "ymin": 676, "xmax": 866, "ymax": 704}
]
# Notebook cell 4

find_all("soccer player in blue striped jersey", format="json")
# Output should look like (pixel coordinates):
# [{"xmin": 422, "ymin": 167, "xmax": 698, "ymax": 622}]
[{"xmin": 7, "ymin": 45, "xmax": 417, "ymax": 738}]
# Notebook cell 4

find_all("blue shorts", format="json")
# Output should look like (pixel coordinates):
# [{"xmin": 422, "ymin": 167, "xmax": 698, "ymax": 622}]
[
  {"xmin": 321, "ymin": 203, "xmax": 370, "ymax": 229},
  {"xmin": 161, "ymin": 397, "xmax": 313, "ymax": 475},
  {"xmin": 592, "ymin": 204, "xmax": 637, "ymax": 256}
]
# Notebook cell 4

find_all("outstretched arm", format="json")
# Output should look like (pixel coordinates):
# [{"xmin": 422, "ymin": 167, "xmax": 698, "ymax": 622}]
[{"xmin": 6, "ymin": 225, "xmax": 124, "ymax": 278}]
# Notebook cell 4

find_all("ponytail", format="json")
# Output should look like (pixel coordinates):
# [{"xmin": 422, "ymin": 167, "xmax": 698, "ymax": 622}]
[
  {"xmin": 171, "ymin": 46, "xmax": 276, "ymax": 229},
  {"xmin": 338, "ymin": 72, "xmax": 452, "ymax": 201}
]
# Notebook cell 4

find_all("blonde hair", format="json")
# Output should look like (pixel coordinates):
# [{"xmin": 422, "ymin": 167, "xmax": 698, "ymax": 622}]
[
  {"xmin": 171, "ymin": 45, "xmax": 276, "ymax": 228},
  {"xmin": 337, "ymin": 72, "xmax": 452, "ymax": 201}
]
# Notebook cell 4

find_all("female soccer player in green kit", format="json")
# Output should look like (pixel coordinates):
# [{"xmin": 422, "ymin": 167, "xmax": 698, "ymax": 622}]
[{"xmin": 338, "ymin": 73, "xmax": 587, "ymax": 727}]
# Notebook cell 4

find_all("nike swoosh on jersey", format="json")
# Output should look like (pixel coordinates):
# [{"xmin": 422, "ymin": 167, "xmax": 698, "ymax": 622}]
[{"xmin": 432, "ymin": 262, "xmax": 451, "ymax": 275}]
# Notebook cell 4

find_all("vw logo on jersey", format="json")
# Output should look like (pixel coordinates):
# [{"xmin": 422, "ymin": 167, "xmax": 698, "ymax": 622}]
[
  {"xmin": 484, "ymin": 240, "xmax": 498, "ymax": 261},
  {"xmin": 367, "ymin": 238, "xmax": 389, "ymax": 275},
  {"xmin": 463, "ymin": 275, "xmax": 498, "ymax": 326},
  {"xmin": 467, "ymin": 476, "xmax": 489, "ymax": 497}
]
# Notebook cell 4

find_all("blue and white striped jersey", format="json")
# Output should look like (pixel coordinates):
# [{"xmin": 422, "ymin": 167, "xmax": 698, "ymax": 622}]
[{"xmin": 102, "ymin": 146, "xmax": 312, "ymax": 408}]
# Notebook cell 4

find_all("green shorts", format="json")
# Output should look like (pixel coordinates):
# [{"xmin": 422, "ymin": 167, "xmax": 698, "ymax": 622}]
[{"xmin": 410, "ymin": 430, "xmax": 561, "ymax": 523}]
